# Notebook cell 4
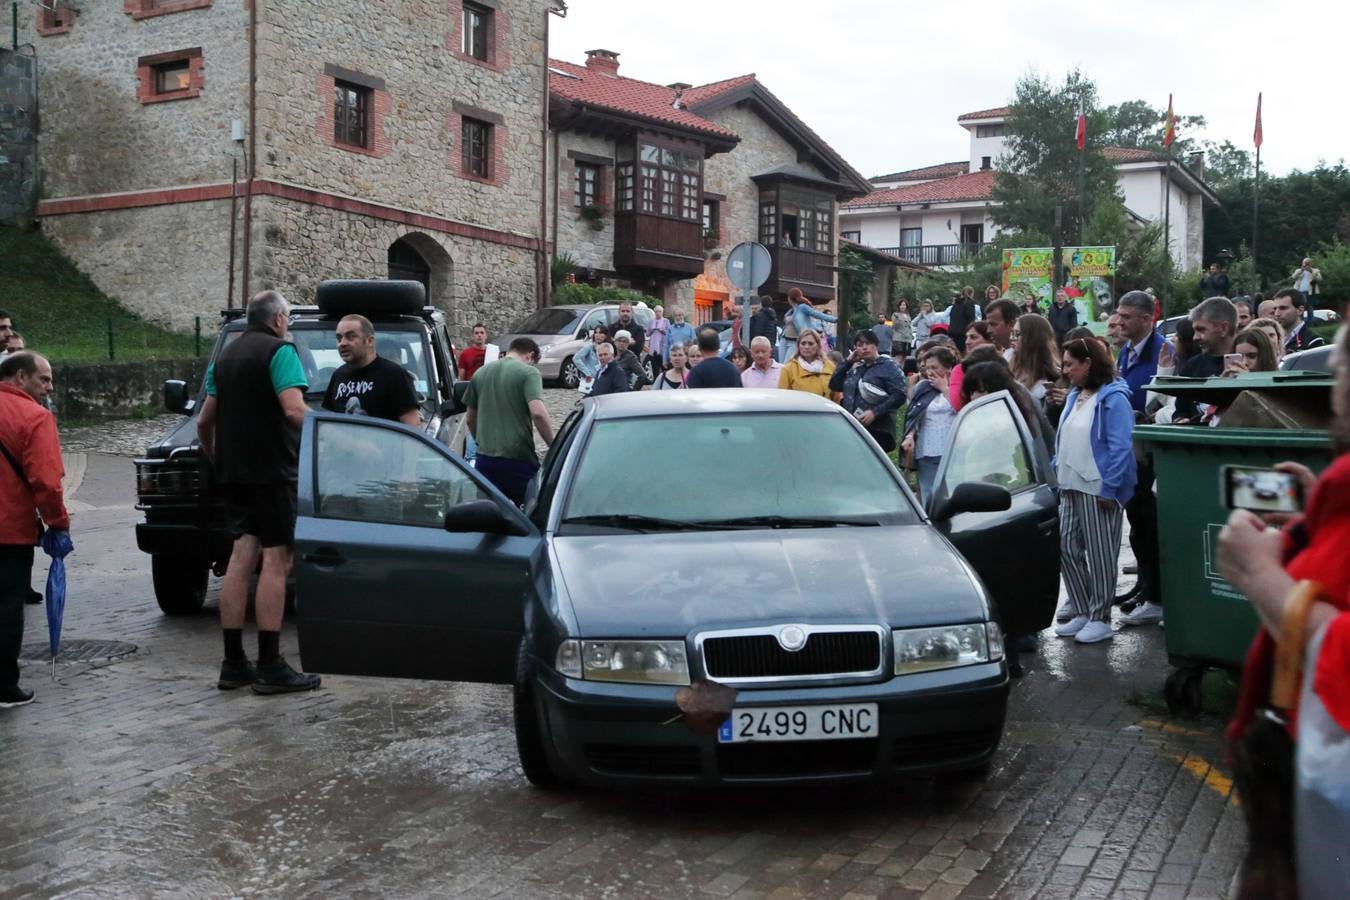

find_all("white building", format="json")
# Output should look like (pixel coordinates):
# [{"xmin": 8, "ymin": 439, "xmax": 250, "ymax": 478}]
[{"xmin": 840, "ymin": 106, "xmax": 1218, "ymax": 270}]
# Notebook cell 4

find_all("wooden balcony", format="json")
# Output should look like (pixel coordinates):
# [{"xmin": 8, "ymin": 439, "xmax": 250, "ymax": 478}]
[
  {"xmin": 876, "ymin": 243, "xmax": 993, "ymax": 266},
  {"xmin": 763, "ymin": 245, "xmax": 834, "ymax": 301},
  {"xmin": 613, "ymin": 212, "xmax": 705, "ymax": 278}
]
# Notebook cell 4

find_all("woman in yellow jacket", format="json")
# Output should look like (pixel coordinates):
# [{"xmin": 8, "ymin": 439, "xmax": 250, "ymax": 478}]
[{"xmin": 778, "ymin": 329, "xmax": 838, "ymax": 400}]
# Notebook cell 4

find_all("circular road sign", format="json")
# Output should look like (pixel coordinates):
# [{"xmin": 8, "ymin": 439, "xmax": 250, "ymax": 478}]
[{"xmin": 725, "ymin": 241, "xmax": 772, "ymax": 291}]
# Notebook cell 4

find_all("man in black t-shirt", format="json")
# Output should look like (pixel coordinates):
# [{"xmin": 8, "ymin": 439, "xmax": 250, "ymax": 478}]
[
  {"xmin": 322, "ymin": 315, "xmax": 421, "ymax": 426},
  {"xmin": 685, "ymin": 327, "xmax": 743, "ymax": 388}
]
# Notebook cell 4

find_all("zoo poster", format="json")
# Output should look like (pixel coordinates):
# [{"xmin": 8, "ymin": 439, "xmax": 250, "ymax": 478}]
[{"xmin": 1001, "ymin": 246, "xmax": 1116, "ymax": 324}]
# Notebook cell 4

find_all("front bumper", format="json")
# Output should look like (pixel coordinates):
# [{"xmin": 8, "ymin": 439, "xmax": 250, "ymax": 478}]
[
  {"xmin": 135, "ymin": 516, "xmax": 233, "ymax": 564},
  {"xmin": 531, "ymin": 663, "xmax": 1009, "ymax": 787},
  {"xmin": 537, "ymin": 357, "xmax": 563, "ymax": 380}
]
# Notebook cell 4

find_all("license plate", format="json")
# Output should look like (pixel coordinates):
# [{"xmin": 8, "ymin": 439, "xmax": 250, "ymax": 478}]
[{"xmin": 717, "ymin": 703, "xmax": 879, "ymax": 743}]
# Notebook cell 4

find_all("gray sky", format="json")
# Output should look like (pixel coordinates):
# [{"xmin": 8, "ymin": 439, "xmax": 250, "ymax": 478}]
[{"xmin": 551, "ymin": 0, "xmax": 1338, "ymax": 181}]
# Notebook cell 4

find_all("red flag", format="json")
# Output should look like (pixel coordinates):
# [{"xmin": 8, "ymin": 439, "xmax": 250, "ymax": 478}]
[
  {"xmin": 1075, "ymin": 103, "xmax": 1086, "ymax": 151},
  {"xmin": 1254, "ymin": 92, "xmax": 1263, "ymax": 149},
  {"xmin": 1163, "ymin": 94, "xmax": 1176, "ymax": 148}
]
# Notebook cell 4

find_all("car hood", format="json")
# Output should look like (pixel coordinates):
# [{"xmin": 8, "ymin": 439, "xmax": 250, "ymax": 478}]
[
  {"xmin": 550, "ymin": 526, "xmax": 988, "ymax": 637},
  {"xmin": 140, "ymin": 397, "xmax": 330, "ymax": 459}
]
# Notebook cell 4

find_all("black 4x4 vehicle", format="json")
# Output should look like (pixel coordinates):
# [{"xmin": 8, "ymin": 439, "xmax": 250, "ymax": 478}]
[{"xmin": 135, "ymin": 280, "xmax": 467, "ymax": 615}]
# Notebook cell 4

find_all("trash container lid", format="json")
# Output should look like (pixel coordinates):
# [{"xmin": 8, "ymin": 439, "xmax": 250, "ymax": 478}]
[
  {"xmin": 1134, "ymin": 424, "xmax": 1331, "ymax": 447},
  {"xmin": 1146, "ymin": 371, "xmax": 1333, "ymax": 405}
]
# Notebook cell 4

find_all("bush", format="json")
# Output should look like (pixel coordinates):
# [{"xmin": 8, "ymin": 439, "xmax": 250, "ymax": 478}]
[
  {"xmin": 1312, "ymin": 240, "xmax": 1350, "ymax": 305},
  {"xmin": 1165, "ymin": 268, "xmax": 1202, "ymax": 316},
  {"xmin": 551, "ymin": 283, "xmax": 652, "ymax": 306}
]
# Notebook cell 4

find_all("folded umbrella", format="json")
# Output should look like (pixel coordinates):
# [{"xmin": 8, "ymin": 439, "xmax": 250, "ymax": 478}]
[{"xmin": 41, "ymin": 529, "xmax": 74, "ymax": 672}]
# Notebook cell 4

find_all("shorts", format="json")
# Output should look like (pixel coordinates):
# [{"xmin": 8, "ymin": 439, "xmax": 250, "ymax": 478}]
[{"xmin": 223, "ymin": 482, "xmax": 297, "ymax": 548}]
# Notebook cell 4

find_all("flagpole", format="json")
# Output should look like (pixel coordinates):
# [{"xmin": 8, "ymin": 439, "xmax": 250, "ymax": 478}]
[
  {"xmin": 1161, "ymin": 94, "xmax": 1174, "ymax": 276},
  {"xmin": 1077, "ymin": 91, "xmax": 1086, "ymax": 245},
  {"xmin": 1252, "ymin": 92, "xmax": 1263, "ymax": 278}
]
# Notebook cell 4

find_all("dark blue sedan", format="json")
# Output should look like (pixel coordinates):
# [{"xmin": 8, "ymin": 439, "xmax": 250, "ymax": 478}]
[{"xmin": 295, "ymin": 389, "xmax": 1060, "ymax": 787}]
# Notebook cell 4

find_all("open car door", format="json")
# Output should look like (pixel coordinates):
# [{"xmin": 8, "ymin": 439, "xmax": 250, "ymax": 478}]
[
  {"xmin": 928, "ymin": 391, "xmax": 1060, "ymax": 638},
  {"xmin": 295, "ymin": 412, "xmax": 540, "ymax": 684}
]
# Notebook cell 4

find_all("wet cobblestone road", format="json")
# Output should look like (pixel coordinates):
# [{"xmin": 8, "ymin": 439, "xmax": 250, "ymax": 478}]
[{"xmin": 1, "ymin": 403, "xmax": 1247, "ymax": 899}]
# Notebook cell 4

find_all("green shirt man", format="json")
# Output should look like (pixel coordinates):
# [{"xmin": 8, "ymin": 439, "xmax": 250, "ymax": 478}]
[{"xmin": 463, "ymin": 338, "xmax": 554, "ymax": 506}]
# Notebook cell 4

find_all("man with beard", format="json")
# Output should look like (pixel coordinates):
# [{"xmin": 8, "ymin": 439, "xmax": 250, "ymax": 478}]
[{"xmin": 321, "ymin": 315, "xmax": 420, "ymax": 425}]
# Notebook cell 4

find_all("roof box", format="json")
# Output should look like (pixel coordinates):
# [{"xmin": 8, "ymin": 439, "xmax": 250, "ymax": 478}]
[{"xmin": 315, "ymin": 279, "xmax": 426, "ymax": 319}]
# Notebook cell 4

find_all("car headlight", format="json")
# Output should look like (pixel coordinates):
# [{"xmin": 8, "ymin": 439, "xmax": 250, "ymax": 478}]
[
  {"xmin": 893, "ymin": 623, "xmax": 1002, "ymax": 675},
  {"xmin": 555, "ymin": 639, "xmax": 690, "ymax": 685},
  {"xmin": 538, "ymin": 343, "xmax": 554, "ymax": 355}
]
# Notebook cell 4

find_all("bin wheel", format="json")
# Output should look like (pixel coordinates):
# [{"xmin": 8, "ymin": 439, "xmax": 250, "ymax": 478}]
[{"xmin": 1164, "ymin": 666, "xmax": 1204, "ymax": 718}]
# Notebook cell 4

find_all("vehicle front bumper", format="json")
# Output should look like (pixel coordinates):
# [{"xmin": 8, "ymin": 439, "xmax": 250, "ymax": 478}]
[
  {"xmin": 531, "ymin": 664, "xmax": 1009, "ymax": 787},
  {"xmin": 135, "ymin": 513, "xmax": 233, "ymax": 564},
  {"xmin": 537, "ymin": 357, "xmax": 564, "ymax": 380}
]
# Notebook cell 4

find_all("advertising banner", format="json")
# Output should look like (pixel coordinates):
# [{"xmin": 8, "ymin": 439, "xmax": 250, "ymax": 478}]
[{"xmin": 1002, "ymin": 246, "xmax": 1116, "ymax": 325}]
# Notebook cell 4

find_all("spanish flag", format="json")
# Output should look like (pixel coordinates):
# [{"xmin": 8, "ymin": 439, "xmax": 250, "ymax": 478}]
[{"xmin": 1163, "ymin": 94, "xmax": 1175, "ymax": 148}]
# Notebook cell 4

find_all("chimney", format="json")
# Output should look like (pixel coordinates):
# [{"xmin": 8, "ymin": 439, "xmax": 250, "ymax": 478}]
[
  {"xmin": 584, "ymin": 49, "xmax": 620, "ymax": 76},
  {"xmin": 667, "ymin": 82, "xmax": 692, "ymax": 91},
  {"xmin": 1187, "ymin": 150, "xmax": 1205, "ymax": 179}
]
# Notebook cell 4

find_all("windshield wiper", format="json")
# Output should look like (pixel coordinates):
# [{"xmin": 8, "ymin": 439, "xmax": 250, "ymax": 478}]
[
  {"xmin": 561, "ymin": 514, "xmax": 700, "ymax": 533},
  {"xmin": 692, "ymin": 515, "xmax": 880, "ymax": 529}
]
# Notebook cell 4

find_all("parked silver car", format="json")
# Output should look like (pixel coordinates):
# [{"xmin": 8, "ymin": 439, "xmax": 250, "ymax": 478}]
[{"xmin": 498, "ymin": 304, "xmax": 657, "ymax": 387}]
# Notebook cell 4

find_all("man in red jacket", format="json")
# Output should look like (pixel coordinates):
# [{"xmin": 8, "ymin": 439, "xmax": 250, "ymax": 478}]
[{"xmin": 0, "ymin": 352, "xmax": 71, "ymax": 708}]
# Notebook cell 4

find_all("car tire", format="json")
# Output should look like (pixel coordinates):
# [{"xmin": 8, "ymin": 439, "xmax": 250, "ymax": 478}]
[
  {"xmin": 513, "ymin": 640, "xmax": 563, "ymax": 789},
  {"xmin": 560, "ymin": 356, "xmax": 580, "ymax": 389},
  {"xmin": 152, "ymin": 554, "xmax": 208, "ymax": 616}
]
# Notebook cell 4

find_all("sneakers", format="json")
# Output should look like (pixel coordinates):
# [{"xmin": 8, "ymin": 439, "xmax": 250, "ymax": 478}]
[
  {"xmin": 1055, "ymin": 615, "xmax": 1088, "ymax": 637},
  {"xmin": 1055, "ymin": 602, "xmax": 1076, "ymax": 624},
  {"xmin": 217, "ymin": 657, "xmax": 257, "ymax": 690},
  {"xmin": 251, "ymin": 657, "xmax": 322, "ymax": 695},
  {"xmin": 1120, "ymin": 601, "xmax": 1165, "ymax": 627},
  {"xmin": 1074, "ymin": 621, "xmax": 1114, "ymax": 643},
  {"xmin": 25, "ymin": 587, "xmax": 43, "ymax": 605},
  {"xmin": 0, "ymin": 685, "xmax": 35, "ymax": 708}
]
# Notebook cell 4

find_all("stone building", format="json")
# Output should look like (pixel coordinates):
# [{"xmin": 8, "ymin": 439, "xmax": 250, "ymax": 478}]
[
  {"xmin": 19, "ymin": 0, "xmax": 562, "ymax": 337},
  {"xmin": 547, "ymin": 51, "xmax": 871, "ymax": 323}
]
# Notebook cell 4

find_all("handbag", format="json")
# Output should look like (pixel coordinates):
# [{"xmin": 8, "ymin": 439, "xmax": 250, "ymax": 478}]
[{"xmin": 1230, "ymin": 580, "xmax": 1319, "ymax": 900}]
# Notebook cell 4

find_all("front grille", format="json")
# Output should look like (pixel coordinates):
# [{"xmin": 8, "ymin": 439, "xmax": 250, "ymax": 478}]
[
  {"xmin": 702, "ymin": 630, "xmax": 882, "ymax": 679},
  {"xmin": 584, "ymin": 743, "xmax": 702, "ymax": 777},
  {"xmin": 891, "ymin": 728, "xmax": 1000, "ymax": 769},
  {"xmin": 718, "ymin": 739, "xmax": 879, "ymax": 778}
]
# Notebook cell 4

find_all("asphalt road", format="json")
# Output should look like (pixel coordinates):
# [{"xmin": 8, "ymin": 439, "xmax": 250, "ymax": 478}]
[{"xmin": 0, "ymin": 403, "xmax": 1246, "ymax": 899}]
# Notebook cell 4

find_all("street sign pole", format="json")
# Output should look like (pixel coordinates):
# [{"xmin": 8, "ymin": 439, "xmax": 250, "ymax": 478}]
[{"xmin": 725, "ymin": 242, "xmax": 772, "ymax": 353}]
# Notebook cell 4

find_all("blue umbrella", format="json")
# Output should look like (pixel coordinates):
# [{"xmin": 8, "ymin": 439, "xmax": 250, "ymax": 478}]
[{"xmin": 41, "ymin": 529, "xmax": 73, "ymax": 673}]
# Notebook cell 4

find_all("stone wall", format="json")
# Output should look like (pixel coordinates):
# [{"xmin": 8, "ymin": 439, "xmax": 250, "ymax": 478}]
[
  {"xmin": 40, "ymin": 200, "xmax": 239, "ymax": 332},
  {"xmin": 0, "ymin": 49, "xmax": 38, "ymax": 225},
  {"xmin": 51, "ymin": 357, "xmax": 207, "ymax": 419},
  {"xmin": 18, "ymin": 0, "xmax": 250, "ymax": 198},
  {"xmin": 551, "ymin": 131, "xmax": 617, "ymax": 272},
  {"xmin": 253, "ymin": 196, "xmax": 536, "ymax": 343},
  {"xmin": 255, "ymin": 0, "xmax": 550, "ymax": 239}
]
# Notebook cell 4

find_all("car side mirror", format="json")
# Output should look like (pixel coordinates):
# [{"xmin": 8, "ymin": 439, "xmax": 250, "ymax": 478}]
[
  {"xmin": 441, "ymin": 381, "xmax": 469, "ymax": 418},
  {"xmin": 163, "ymin": 379, "xmax": 193, "ymax": 415},
  {"xmin": 930, "ymin": 482, "xmax": 1012, "ymax": 521},
  {"xmin": 445, "ymin": 499, "xmax": 528, "ymax": 537}
]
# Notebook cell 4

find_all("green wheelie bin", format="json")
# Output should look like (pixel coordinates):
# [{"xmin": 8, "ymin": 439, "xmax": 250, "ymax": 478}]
[{"xmin": 1135, "ymin": 371, "xmax": 1335, "ymax": 715}]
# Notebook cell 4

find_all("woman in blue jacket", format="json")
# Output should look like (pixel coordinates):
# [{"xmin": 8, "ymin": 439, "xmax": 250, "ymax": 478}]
[{"xmin": 1053, "ymin": 337, "xmax": 1137, "ymax": 644}]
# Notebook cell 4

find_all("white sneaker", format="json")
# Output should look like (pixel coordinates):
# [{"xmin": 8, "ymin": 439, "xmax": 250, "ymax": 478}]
[
  {"xmin": 1120, "ymin": 601, "xmax": 1165, "ymax": 626},
  {"xmin": 1055, "ymin": 615, "xmax": 1088, "ymax": 637},
  {"xmin": 1055, "ymin": 602, "xmax": 1076, "ymax": 623},
  {"xmin": 1074, "ymin": 620, "xmax": 1114, "ymax": 643}
]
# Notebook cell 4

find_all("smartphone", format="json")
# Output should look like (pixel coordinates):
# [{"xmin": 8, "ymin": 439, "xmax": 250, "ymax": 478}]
[
  {"xmin": 1223, "ymin": 353, "xmax": 1245, "ymax": 369},
  {"xmin": 1222, "ymin": 465, "xmax": 1304, "ymax": 513}
]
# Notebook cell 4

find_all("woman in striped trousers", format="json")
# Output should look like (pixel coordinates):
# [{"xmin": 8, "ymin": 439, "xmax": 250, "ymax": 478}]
[{"xmin": 1052, "ymin": 337, "xmax": 1138, "ymax": 644}]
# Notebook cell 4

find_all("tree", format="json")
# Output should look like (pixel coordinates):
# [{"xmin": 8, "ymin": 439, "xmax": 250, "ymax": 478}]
[
  {"xmin": 1205, "ymin": 162, "xmax": 1350, "ymax": 288},
  {"xmin": 1100, "ymin": 99, "xmax": 1206, "ymax": 155},
  {"xmin": 991, "ymin": 71, "xmax": 1121, "ymax": 244},
  {"xmin": 1196, "ymin": 140, "xmax": 1252, "ymax": 190}
]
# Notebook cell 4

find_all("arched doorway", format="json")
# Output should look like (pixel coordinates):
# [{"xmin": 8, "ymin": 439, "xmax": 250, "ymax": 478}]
[{"xmin": 386, "ymin": 233, "xmax": 453, "ymax": 310}]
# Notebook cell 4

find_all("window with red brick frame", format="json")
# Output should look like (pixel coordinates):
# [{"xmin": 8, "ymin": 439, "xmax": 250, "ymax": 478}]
[
  {"xmin": 449, "ymin": 103, "xmax": 508, "ymax": 186},
  {"xmin": 136, "ymin": 48, "xmax": 204, "ymax": 104},
  {"xmin": 447, "ymin": 0, "xmax": 510, "ymax": 72},
  {"xmin": 124, "ymin": 0, "xmax": 212, "ymax": 21},
  {"xmin": 316, "ymin": 66, "xmax": 393, "ymax": 159},
  {"xmin": 36, "ymin": 3, "xmax": 75, "ymax": 36}
]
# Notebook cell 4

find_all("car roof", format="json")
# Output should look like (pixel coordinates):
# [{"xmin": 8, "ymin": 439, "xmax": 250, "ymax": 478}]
[
  {"xmin": 1280, "ymin": 345, "xmax": 1333, "ymax": 371},
  {"xmin": 586, "ymin": 388, "xmax": 839, "ymax": 419}
]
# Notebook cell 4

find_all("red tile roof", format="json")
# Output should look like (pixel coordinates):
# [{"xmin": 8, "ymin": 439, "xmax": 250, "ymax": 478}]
[
  {"xmin": 957, "ymin": 106, "xmax": 1010, "ymax": 122},
  {"xmin": 681, "ymin": 73, "xmax": 757, "ymax": 106},
  {"xmin": 870, "ymin": 161, "xmax": 968, "ymax": 183},
  {"xmin": 843, "ymin": 170, "xmax": 996, "ymax": 209},
  {"xmin": 1103, "ymin": 146, "xmax": 1169, "ymax": 163},
  {"xmin": 548, "ymin": 59, "xmax": 738, "ymax": 140}
]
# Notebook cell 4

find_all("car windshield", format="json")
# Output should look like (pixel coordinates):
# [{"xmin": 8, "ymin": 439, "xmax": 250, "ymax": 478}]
[
  {"xmin": 512, "ymin": 308, "xmax": 582, "ymax": 335},
  {"xmin": 561, "ymin": 413, "xmax": 918, "ymax": 528},
  {"xmin": 218, "ymin": 325, "xmax": 432, "ymax": 397}
]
